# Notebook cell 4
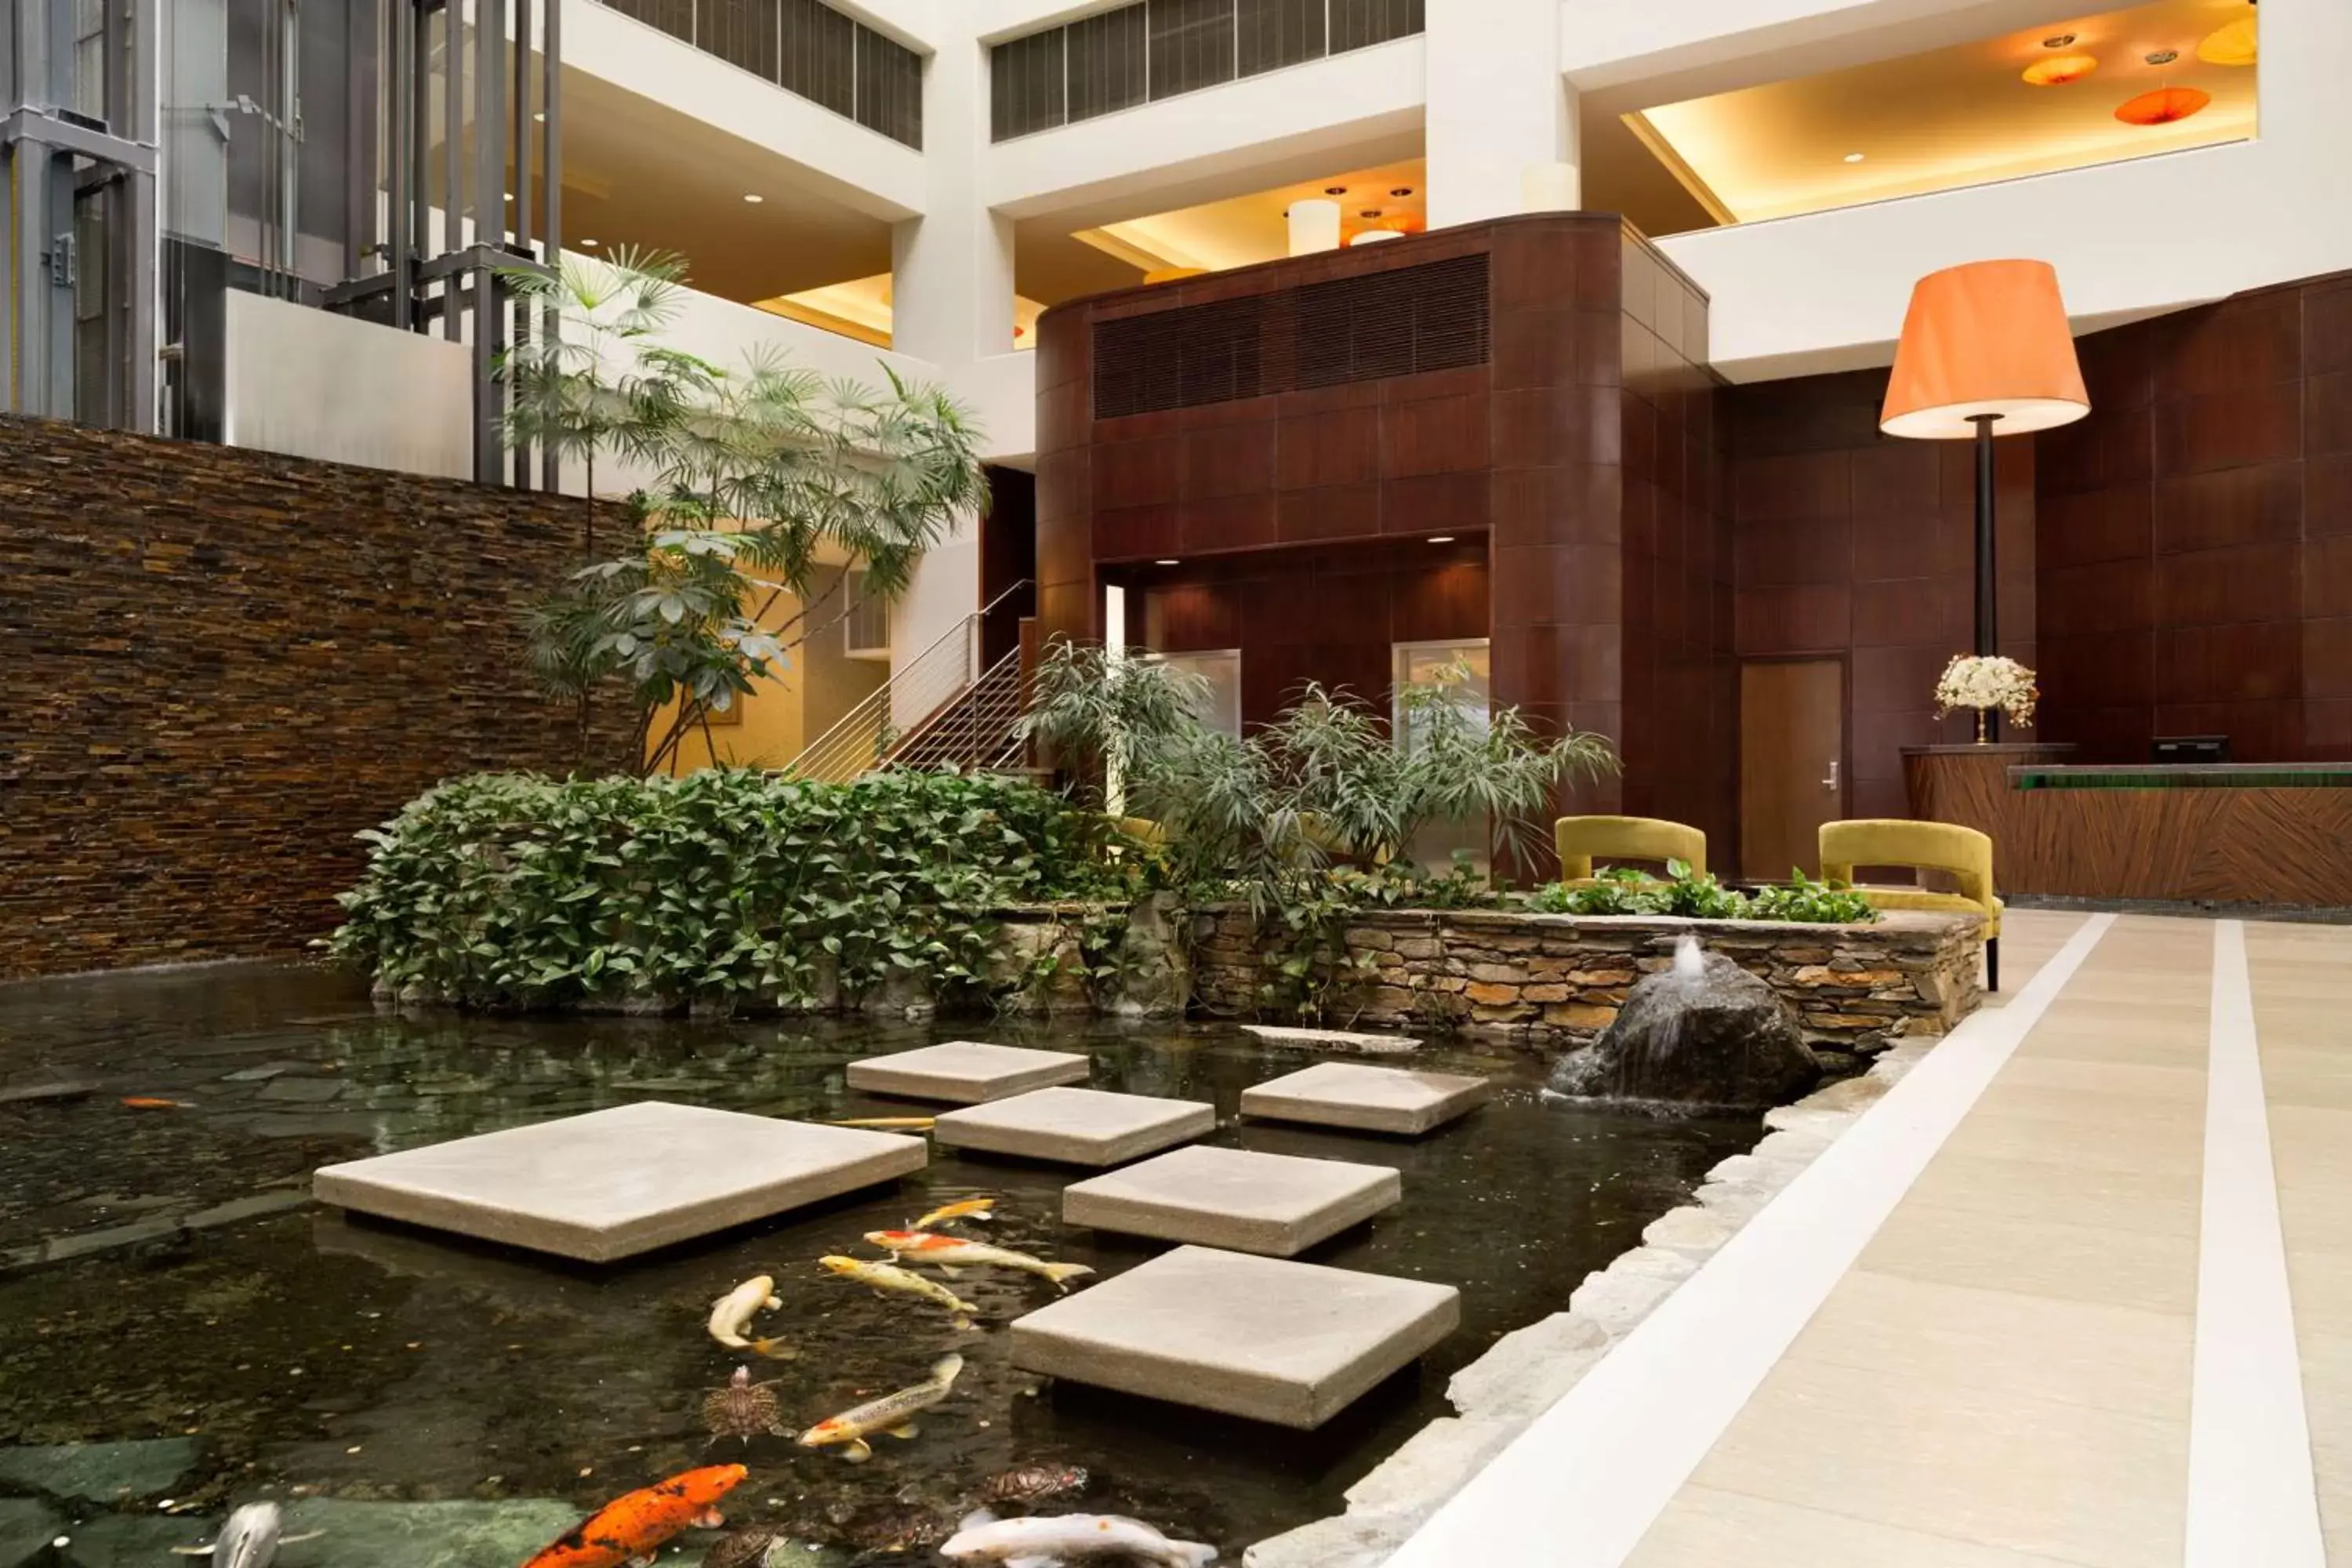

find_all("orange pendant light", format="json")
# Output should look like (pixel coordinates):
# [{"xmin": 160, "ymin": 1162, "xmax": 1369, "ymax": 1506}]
[
  {"xmin": 2114, "ymin": 86, "xmax": 2211, "ymax": 125},
  {"xmin": 2022, "ymin": 53, "xmax": 2098, "ymax": 85},
  {"xmin": 2197, "ymin": 16, "xmax": 2258, "ymax": 67}
]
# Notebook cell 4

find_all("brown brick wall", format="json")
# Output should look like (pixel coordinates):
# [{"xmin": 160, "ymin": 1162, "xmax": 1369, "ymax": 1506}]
[{"xmin": 0, "ymin": 416, "xmax": 632, "ymax": 979}]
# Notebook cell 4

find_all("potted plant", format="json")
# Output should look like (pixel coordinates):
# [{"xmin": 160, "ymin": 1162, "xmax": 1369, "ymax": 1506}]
[{"xmin": 1934, "ymin": 654, "xmax": 2038, "ymax": 743}]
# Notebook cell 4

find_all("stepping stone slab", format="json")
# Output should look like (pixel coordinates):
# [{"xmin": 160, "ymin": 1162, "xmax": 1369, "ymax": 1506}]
[
  {"xmin": 931, "ymin": 1087, "xmax": 1214, "ymax": 1167},
  {"xmin": 1010, "ymin": 1244, "xmax": 1460, "ymax": 1428},
  {"xmin": 1063, "ymin": 1145, "xmax": 1401, "ymax": 1256},
  {"xmin": 1241, "ymin": 1024, "xmax": 1421, "ymax": 1054},
  {"xmin": 844, "ymin": 1040, "xmax": 1091, "ymax": 1104},
  {"xmin": 1240, "ymin": 1061, "xmax": 1494, "ymax": 1136},
  {"xmin": 312, "ymin": 1102, "xmax": 925, "ymax": 1263}
]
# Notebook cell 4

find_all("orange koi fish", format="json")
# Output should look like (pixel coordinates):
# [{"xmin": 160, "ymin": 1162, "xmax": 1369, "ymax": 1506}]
[
  {"xmin": 519, "ymin": 1463, "xmax": 746, "ymax": 1568},
  {"xmin": 122, "ymin": 1097, "xmax": 191, "ymax": 1109},
  {"xmin": 866, "ymin": 1230, "xmax": 1094, "ymax": 1290}
]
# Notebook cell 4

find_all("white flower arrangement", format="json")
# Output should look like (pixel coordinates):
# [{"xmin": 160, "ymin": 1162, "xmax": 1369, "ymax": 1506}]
[{"xmin": 1935, "ymin": 654, "xmax": 2038, "ymax": 728}]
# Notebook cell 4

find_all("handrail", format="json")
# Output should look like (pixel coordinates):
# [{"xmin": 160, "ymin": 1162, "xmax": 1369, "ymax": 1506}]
[{"xmin": 783, "ymin": 579, "xmax": 1033, "ymax": 783}]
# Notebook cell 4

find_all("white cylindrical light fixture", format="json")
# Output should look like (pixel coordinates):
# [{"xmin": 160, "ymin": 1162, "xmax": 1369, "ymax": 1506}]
[
  {"xmin": 1287, "ymin": 198, "xmax": 1342, "ymax": 256},
  {"xmin": 1520, "ymin": 161, "xmax": 1582, "ymax": 212},
  {"xmin": 1348, "ymin": 228, "xmax": 1403, "ymax": 246}
]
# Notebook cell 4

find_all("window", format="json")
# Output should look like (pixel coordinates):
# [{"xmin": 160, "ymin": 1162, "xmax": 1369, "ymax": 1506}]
[
  {"xmin": 1151, "ymin": 649, "xmax": 1243, "ymax": 738},
  {"xmin": 594, "ymin": 0, "xmax": 923, "ymax": 147},
  {"xmin": 991, "ymin": 0, "xmax": 1425, "ymax": 142},
  {"xmin": 1394, "ymin": 639, "xmax": 1491, "ymax": 873},
  {"xmin": 844, "ymin": 571, "xmax": 892, "ymax": 660}
]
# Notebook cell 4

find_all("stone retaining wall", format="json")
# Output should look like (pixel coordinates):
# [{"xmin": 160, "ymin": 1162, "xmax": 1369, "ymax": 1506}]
[{"xmin": 1192, "ymin": 906, "xmax": 1983, "ymax": 1065}]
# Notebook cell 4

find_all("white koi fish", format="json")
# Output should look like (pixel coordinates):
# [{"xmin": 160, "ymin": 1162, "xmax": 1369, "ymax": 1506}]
[
  {"xmin": 706, "ymin": 1272, "xmax": 795, "ymax": 1359},
  {"xmin": 796, "ymin": 1353, "xmax": 964, "ymax": 1463},
  {"xmin": 938, "ymin": 1509, "xmax": 1216, "ymax": 1566}
]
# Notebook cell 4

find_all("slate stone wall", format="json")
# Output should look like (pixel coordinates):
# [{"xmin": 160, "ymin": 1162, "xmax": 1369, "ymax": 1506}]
[
  {"xmin": 1192, "ymin": 906, "xmax": 1984, "ymax": 1066},
  {"xmin": 0, "ymin": 416, "xmax": 630, "ymax": 980}
]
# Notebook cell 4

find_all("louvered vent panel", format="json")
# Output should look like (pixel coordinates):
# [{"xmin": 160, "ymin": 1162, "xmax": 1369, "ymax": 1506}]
[{"xmin": 1094, "ymin": 255, "xmax": 1488, "ymax": 420}]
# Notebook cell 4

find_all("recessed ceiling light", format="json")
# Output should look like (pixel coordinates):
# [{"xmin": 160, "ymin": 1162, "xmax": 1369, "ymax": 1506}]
[
  {"xmin": 2145, "ymin": 49, "xmax": 2179, "ymax": 64},
  {"xmin": 1390, "ymin": 187, "xmax": 1414, "ymax": 198},
  {"xmin": 503, "ymin": 191, "xmax": 514, "ymax": 200},
  {"xmin": 534, "ymin": 111, "xmax": 546, "ymax": 122},
  {"xmin": 742, "ymin": 193, "xmax": 764, "ymax": 203},
  {"xmin": 1843, "ymin": 152, "xmax": 1866, "ymax": 163},
  {"xmin": 1359, "ymin": 209, "xmax": 1382, "ymax": 219},
  {"xmin": 579, "ymin": 238, "xmax": 598, "ymax": 248},
  {"xmin": 1154, "ymin": 558, "xmax": 1180, "ymax": 566},
  {"xmin": 2042, "ymin": 33, "xmax": 2077, "ymax": 48},
  {"xmin": 1427, "ymin": 535, "xmax": 1455, "ymax": 544},
  {"xmin": 1323, "ymin": 186, "xmax": 1347, "ymax": 195}
]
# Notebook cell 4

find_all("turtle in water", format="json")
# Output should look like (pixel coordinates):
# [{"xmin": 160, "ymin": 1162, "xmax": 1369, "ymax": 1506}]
[
  {"xmin": 699, "ymin": 1527, "xmax": 783, "ymax": 1568},
  {"xmin": 702, "ymin": 1364, "xmax": 789, "ymax": 1445},
  {"xmin": 971, "ymin": 1463, "xmax": 1091, "ymax": 1509},
  {"xmin": 837, "ymin": 1501, "xmax": 953, "ymax": 1555}
]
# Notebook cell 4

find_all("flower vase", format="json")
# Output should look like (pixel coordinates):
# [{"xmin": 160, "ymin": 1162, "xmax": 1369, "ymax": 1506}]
[{"xmin": 1973, "ymin": 709, "xmax": 1989, "ymax": 746}]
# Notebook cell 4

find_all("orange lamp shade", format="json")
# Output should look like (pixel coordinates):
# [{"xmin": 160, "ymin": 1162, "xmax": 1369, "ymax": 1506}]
[
  {"xmin": 2114, "ymin": 86, "xmax": 2211, "ymax": 125},
  {"xmin": 2021, "ymin": 53, "xmax": 2099, "ymax": 85},
  {"xmin": 2197, "ymin": 16, "xmax": 2258, "ymax": 66},
  {"xmin": 1881, "ymin": 260, "xmax": 2089, "ymax": 440}
]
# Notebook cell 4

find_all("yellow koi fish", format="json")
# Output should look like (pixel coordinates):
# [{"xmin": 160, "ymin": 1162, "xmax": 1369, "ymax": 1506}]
[
  {"xmin": 797, "ymin": 1354, "xmax": 964, "ymax": 1463},
  {"xmin": 826, "ymin": 1116, "xmax": 938, "ymax": 1131},
  {"xmin": 910, "ymin": 1196, "xmax": 996, "ymax": 1231},
  {"xmin": 706, "ymin": 1274, "xmax": 795, "ymax": 1359},
  {"xmin": 817, "ymin": 1255, "xmax": 978, "ymax": 1329}
]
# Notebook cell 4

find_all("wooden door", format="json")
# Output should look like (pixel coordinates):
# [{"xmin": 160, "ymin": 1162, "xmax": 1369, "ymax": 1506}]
[{"xmin": 1741, "ymin": 659, "xmax": 1845, "ymax": 881}]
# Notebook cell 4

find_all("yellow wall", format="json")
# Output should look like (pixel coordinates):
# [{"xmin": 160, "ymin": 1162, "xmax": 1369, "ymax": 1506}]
[{"xmin": 646, "ymin": 568, "xmax": 888, "ymax": 775}]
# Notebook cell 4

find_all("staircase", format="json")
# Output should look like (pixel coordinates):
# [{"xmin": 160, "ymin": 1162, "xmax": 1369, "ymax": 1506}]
[{"xmin": 784, "ymin": 581, "xmax": 1033, "ymax": 783}]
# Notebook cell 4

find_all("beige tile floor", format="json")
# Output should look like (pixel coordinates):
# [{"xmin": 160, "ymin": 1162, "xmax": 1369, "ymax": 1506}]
[
  {"xmin": 2249, "ymin": 921, "xmax": 2352, "ymax": 1565},
  {"xmin": 1623, "ymin": 910, "xmax": 2347, "ymax": 1568}
]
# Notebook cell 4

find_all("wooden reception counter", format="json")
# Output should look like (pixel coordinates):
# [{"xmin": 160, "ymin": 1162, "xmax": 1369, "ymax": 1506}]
[{"xmin": 1904, "ymin": 745, "xmax": 2352, "ymax": 906}]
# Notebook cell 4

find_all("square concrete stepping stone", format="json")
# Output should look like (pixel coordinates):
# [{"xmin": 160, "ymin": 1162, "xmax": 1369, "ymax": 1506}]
[
  {"xmin": 1240, "ymin": 1061, "xmax": 1494, "ymax": 1135},
  {"xmin": 1011, "ymin": 1245, "xmax": 1460, "ymax": 1428},
  {"xmin": 844, "ymin": 1040, "xmax": 1091, "ymax": 1104},
  {"xmin": 1242, "ymin": 1023, "xmax": 1421, "ymax": 1054},
  {"xmin": 313, "ymin": 1102, "xmax": 926, "ymax": 1262},
  {"xmin": 1063, "ymin": 1145, "xmax": 1401, "ymax": 1256},
  {"xmin": 931, "ymin": 1087, "xmax": 1214, "ymax": 1167}
]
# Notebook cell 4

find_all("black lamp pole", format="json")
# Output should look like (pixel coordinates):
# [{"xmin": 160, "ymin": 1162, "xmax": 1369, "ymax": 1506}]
[{"xmin": 1971, "ymin": 412, "xmax": 2003, "ymax": 741}]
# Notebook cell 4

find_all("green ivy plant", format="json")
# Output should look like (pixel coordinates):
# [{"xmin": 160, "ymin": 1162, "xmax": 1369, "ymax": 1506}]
[
  {"xmin": 328, "ymin": 769, "xmax": 1130, "ymax": 1012},
  {"xmin": 1524, "ymin": 861, "xmax": 1878, "ymax": 924}
]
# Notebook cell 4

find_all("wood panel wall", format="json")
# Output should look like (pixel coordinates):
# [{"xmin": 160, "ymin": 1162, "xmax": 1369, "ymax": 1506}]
[
  {"xmin": 1721, "ymin": 369, "xmax": 2036, "ymax": 822},
  {"xmin": 2035, "ymin": 269, "xmax": 2352, "ymax": 762},
  {"xmin": 1127, "ymin": 539, "xmax": 1490, "ymax": 726}
]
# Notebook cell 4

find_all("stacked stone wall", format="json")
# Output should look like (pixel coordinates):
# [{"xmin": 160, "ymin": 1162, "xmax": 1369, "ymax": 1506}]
[
  {"xmin": 0, "ymin": 416, "xmax": 630, "ymax": 979},
  {"xmin": 1192, "ymin": 906, "xmax": 1982, "ymax": 1065}
]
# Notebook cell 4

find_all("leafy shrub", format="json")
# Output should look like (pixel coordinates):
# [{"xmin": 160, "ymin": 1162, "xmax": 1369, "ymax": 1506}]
[
  {"xmin": 1524, "ymin": 860, "xmax": 1878, "ymax": 924},
  {"xmin": 328, "ymin": 769, "xmax": 1127, "ymax": 1011},
  {"xmin": 1747, "ymin": 870, "xmax": 1878, "ymax": 924}
]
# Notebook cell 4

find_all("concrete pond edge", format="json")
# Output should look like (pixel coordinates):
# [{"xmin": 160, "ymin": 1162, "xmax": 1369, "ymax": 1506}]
[{"xmin": 1241, "ymin": 1035, "xmax": 1941, "ymax": 1568}]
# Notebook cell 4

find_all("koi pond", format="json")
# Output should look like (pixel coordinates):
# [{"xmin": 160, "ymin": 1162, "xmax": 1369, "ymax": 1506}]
[{"xmin": 0, "ymin": 963, "xmax": 1756, "ymax": 1566}]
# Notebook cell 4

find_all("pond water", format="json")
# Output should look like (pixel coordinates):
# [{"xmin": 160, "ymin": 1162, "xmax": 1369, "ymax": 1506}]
[{"xmin": 0, "ymin": 963, "xmax": 1757, "ymax": 1566}]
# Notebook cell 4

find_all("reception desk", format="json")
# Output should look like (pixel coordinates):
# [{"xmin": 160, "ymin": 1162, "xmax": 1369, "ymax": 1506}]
[{"xmin": 1904, "ymin": 746, "xmax": 2352, "ymax": 906}]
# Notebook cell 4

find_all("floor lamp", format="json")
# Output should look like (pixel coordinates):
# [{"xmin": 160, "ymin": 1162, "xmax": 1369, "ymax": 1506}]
[{"xmin": 1879, "ymin": 260, "xmax": 2089, "ymax": 740}]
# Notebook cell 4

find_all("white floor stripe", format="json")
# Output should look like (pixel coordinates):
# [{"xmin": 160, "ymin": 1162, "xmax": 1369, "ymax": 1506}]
[
  {"xmin": 1384, "ymin": 913, "xmax": 2118, "ymax": 1568},
  {"xmin": 2185, "ymin": 921, "xmax": 2325, "ymax": 1566}
]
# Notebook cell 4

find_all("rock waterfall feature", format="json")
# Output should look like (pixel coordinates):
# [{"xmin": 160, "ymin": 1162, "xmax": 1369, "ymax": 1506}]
[{"xmin": 1548, "ymin": 936, "xmax": 1821, "ymax": 1109}]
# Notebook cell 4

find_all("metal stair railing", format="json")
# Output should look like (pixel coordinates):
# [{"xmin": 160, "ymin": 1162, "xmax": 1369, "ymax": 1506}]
[
  {"xmin": 782, "ymin": 580, "xmax": 1031, "ymax": 783},
  {"xmin": 887, "ymin": 647, "xmax": 1029, "ymax": 772}
]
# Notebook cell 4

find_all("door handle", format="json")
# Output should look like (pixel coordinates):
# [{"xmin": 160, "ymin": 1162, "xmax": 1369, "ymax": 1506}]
[{"xmin": 1821, "ymin": 760, "xmax": 1840, "ymax": 791}]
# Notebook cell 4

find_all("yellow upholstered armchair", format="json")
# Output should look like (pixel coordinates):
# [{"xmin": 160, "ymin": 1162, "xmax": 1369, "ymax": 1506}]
[
  {"xmin": 1553, "ymin": 815, "xmax": 1708, "ymax": 888},
  {"xmin": 1818, "ymin": 818, "xmax": 2004, "ymax": 990}
]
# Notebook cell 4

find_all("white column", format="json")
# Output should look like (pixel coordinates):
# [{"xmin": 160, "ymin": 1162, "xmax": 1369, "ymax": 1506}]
[
  {"xmin": 1424, "ymin": 0, "xmax": 1577, "ymax": 228},
  {"xmin": 885, "ymin": 28, "xmax": 1014, "ymax": 691},
  {"xmin": 888, "ymin": 34, "xmax": 1016, "ymax": 365}
]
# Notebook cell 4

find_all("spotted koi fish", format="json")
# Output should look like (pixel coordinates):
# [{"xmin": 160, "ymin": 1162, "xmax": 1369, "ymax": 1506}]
[
  {"xmin": 518, "ymin": 1463, "xmax": 747, "ymax": 1568},
  {"xmin": 866, "ymin": 1230, "xmax": 1094, "ymax": 1291}
]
